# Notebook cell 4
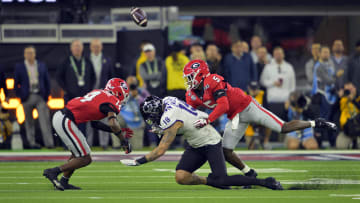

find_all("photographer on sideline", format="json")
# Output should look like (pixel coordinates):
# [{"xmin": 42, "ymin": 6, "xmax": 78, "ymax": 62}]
[
  {"xmin": 337, "ymin": 82, "xmax": 360, "ymax": 149},
  {"xmin": 284, "ymin": 91, "xmax": 319, "ymax": 150}
]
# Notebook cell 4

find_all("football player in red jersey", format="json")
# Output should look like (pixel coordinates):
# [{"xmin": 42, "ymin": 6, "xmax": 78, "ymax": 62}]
[
  {"xmin": 184, "ymin": 59, "xmax": 337, "ymax": 178},
  {"xmin": 43, "ymin": 78, "xmax": 134, "ymax": 191}
]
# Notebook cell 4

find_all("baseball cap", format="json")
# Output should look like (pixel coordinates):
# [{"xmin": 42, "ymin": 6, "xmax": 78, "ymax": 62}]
[
  {"xmin": 248, "ymin": 81, "xmax": 260, "ymax": 90},
  {"xmin": 143, "ymin": 44, "xmax": 155, "ymax": 52}
]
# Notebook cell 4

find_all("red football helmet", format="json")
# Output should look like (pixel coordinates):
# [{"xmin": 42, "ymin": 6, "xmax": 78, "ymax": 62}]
[
  {"xmin": 104, "ymin": 78, "xmax": 130, "ymax": 104},
  {"xmin": 183, "ymin": 59, "xmax": 210, "ymax": 89}
]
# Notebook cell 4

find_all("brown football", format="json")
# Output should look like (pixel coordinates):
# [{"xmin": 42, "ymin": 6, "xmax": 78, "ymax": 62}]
[{"xmin": 130, "ymin": 7, "xmax": 148, "ymax": 27}]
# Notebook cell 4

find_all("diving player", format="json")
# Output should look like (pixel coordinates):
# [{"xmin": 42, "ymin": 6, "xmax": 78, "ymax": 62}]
[
  {"xmin": 183, "ymin": 59, "xmax": 337, "ymax": 177},
  {"xmin": 120, "ymin": 96, "xmax": 283, "ymax": 190},
  {"xmin": 43, "ymin": 78, "xmax": 133, "ymax": 190}
]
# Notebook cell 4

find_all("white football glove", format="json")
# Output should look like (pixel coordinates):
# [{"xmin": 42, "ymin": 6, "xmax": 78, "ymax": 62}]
[
  {"xmin": 149, "ymin": 125, "xmax": 164, "ymax": 134},
  {"xmin": 120, "ymin": 159, "xmax": 139, "ymax": 166},
  {"xmin": 193, "ymin": 118, "xmax": 209, "ymax": 129}
]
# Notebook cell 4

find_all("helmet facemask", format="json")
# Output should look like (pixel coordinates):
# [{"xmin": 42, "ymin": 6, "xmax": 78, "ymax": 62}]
[{"xmin": 184, "ymin": 70, "xmax": 200, "ymax": 90}]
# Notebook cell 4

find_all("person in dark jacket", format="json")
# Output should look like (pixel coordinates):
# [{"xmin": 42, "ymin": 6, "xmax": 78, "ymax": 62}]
[
  {"xmin": 346, "ymin": 41, "xmax": 360, "ymax": 93},
  {"xmin": 56, "ymin": 39, "xmax": 96, "ymax": 103},
  {"xmin": 14, "ymin": 45, "xmax": 54, "ymax": 149},
  {"xmin": 223, "ymin": 40, "xmax": 257, "ymax": 90}
]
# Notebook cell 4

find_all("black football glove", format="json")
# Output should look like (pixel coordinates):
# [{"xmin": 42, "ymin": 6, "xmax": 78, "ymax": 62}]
[{"xmin": 120, "ymin": 139, "xmax": 132, "ymax": 154}]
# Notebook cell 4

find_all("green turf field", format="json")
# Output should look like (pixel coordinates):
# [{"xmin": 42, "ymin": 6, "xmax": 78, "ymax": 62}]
[{"xmin": 0, "ymin": 161, "xmax": 359, "ymax": 203}]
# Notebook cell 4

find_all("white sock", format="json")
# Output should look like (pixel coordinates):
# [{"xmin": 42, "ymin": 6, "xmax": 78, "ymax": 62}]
[
  {"xmin": 310, "ymin": 120, "xmax": 316, "ymax": 128},
  {"xmin": 241, "ymin": 165, "xmax": 251, "ymax": 174}
]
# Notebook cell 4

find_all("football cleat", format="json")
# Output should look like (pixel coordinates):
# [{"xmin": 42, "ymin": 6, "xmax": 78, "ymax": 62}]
[
  {"xmin": 315, "ymin": 118, "xmax": 337, "ymax": 131},
  {"xmin": 60, "ymin": 178, "xmax": 81, "ymax": 190},
  {"xmin": 264, "ymin": 177, "xmax": 283, "ymax": 190},
  {"xmin": 43, "ymin": 168, "xmax": 64, "ymax": 191},
  {"xmin": 243, "ymin": 169, "xmax": 258, "ymax": 189}
]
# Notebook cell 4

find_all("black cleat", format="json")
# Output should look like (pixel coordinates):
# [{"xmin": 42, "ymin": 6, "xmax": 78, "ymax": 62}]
[
  {"xmin": 43, "ymin": 168, "xmax": 64, "ymax": 191},
  {"xmin": 243, "ymin": 169, "xmax": 258, "ymax": 189},
  {"xmin": 264, "ymin": 177, "xmax": 283, "ymax": 190},
  {"xmin": 60, "ymin": 178, "xmax": 81, "ymax": 190},
  {"xmin": 62, "ymin": 183, "xmax": 81, "ymax": 190},
  {"xmin": 315, "ymin": 118, "xmax": 337, "ymax": 131}
]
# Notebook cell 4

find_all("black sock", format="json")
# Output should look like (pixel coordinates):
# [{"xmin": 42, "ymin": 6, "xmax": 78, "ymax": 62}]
[{"xmin": 208, "ymin": 175, "xmax": 266, "ymax": 187}]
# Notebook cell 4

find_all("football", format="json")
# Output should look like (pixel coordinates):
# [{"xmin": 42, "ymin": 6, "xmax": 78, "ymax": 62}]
[{"xmin": 130, "ymin": 7, "xmax": 148, "ymax": 27}]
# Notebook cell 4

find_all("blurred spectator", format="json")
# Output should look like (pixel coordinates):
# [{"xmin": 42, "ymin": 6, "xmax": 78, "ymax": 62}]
[
  {"xmin": 244, "ymin": 81, "xmax": 268, "ymax": 149},
  {"xmin": 119, "ymin": 76, "xmax": 150, "ymax": 150},
  {"xmin": 284, "ymin": 91, "xmax": 318, "ymax": 150},
  {"xmin": 189, "ymin": 42, "xmax": 203, "ymax": 56},
  {"xmin": 86, "ymin": 39, "xmax": 115, "ymax": 149},
  {"xmin": 165, "ymin": 42, "xmax": 190, "ymax": 100},
  {"xmin": 311, "ymin": 46, "xmax": 337, "ymax": 118},
  {"xmin": 57, "ymin": 39, "xmax": 95, "ymax": 103},
  {"xmin": 337, "ymin": 82, "xmax": 360, "ymax": 149},
  {"xmin": 346, "ymin": 41, "xmax": 360, "ymax": 93},
  {"xmin": 260, "ymin": 46, "xmax": 295, "ymax": 121},
  {"xmin": 305, "ymin": 43, "xmax": 321, "ymax": 85},
  {"xmin": 14, "ymin": 45, "xmax": 54, "ymax": 149},
  {"xmin": 250, "ymin": 35, "xmax": 272, "ymax": 64},
  {"xmin": 0, "ymin": 108, "xmax": 12, "ymax": 145},
  {"xmin": 256, "ymin": 46, "xmax": 270, "ymax": 80},
  {"xmin": 331, "ymin": 40, "xmax": 348, "ymax": 90},
  {"xmin": 224, "ymin": 40, "xmax": 257, "ymax": 90},
  {"xmin": 311, "ymin": 46, "xmax": 337, "ymax": 148},
  {"xmin": 134, "ymin": 40, "xmax": 152, "ymax": 87},
  {"xmin": 89, "ymin": 39, "xmax": 114, "ymax": 89},
  {"xmin": 241, "ymin": 41, "xmax": 249, "ymax": 53},
  {"xmin": 0, "ymin": 66, "xmax": 7, "ymax": 100},
  {"xmin": 139, "ymin": 43, "xmax": 167, "ymax": 97},
  {"xmin": 190, "ymin": 43, "xmax": 206, "ymax": 60},
  {"xmin": 206, "ymin": 43, "xmax": 223, "ymax": 75}
]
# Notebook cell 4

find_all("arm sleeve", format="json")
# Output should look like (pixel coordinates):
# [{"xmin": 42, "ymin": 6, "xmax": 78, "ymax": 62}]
[
  {"xmin": 207, "ymin": 82, "xmax": 230, "ymax": 123},
  {"xmin": 99, "ymin": 102, "xmax": 119, "ymax": 115},
  {"xmin": 91, "ymin": 120, "xmax": 113, "ymax": 132}
]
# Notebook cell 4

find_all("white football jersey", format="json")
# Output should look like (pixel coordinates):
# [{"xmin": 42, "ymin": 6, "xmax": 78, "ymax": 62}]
[{"xmin": 159, "ymin": 96, "xmax": 221, "ymax": 148}]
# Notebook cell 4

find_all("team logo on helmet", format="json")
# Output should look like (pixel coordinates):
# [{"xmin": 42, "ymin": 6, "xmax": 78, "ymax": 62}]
[
  {"xmin": 120, "ymin": 82, "xmax": 128, "ymax": 90},
  {"xmin": 191, "ymin": 62, "xmax": 200, "ymax": 69}
]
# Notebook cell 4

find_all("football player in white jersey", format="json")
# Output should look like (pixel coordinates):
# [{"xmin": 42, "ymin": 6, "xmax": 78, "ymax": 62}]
[{"xmin": 120, "ymin": 96, "xmax": 283, "ymax": 190}]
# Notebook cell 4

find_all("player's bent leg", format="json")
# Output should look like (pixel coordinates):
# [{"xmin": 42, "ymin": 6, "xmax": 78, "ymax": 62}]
[
  {"xmin": 207, "ymin": 174, "xmax": 283, "ymax": 190},
  {"xmin": 302, "ymin": 137, "xmax": 319, "ymax": 150},
  {"xmin": 175, "ymin": 170, "xmax": 206, "ymax": 185},
  {"xmin": 281, "ymin": 120, "xmax": 311, "ymax": 133}
]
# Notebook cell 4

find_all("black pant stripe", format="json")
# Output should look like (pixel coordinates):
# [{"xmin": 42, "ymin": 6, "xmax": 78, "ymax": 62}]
[{"xmin": 61, "ymin": 115, "xmax": 82, "ymax": 156}]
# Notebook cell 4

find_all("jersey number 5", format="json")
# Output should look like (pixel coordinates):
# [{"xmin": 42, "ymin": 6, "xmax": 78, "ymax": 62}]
[{"xmin": 80, "ymin": 91, "xmax": 101, "ymax": 102}]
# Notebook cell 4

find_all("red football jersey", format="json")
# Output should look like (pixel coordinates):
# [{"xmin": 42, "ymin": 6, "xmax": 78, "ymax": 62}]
[
  {"xmin": 66, "ymin": 89, "xmax": 121, "ymax": 124},
  {"xmin": 186, "ymin": 74, "xmax": 252, "ymax": 121}
]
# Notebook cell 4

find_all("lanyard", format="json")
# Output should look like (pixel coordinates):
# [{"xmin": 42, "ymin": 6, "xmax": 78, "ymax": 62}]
[
  {"xmin": 69, "ymin": 56, "xmax": 85, "ymax": 80},
  {"xmin": 145, "ymin": 59, "xmax": 158, "ymax": 75}
]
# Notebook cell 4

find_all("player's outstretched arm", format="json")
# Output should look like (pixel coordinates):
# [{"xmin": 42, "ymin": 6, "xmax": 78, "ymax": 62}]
[
  {"xmin": 107, "ymin": 112, "xmax": 133, "ymax": 154},
  {"xmin": 120, "ymin": 121, "xmax": 183, "ymax": 166}
]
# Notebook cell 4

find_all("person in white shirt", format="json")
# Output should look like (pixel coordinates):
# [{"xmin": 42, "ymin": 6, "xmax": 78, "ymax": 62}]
[
  {"xmin": 260, "ymin": 46, "xmax": 296, "ymax": 121},
  {"xmin": 87, "ymin": 39, "xmax": 118, "ymax": 149}
]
